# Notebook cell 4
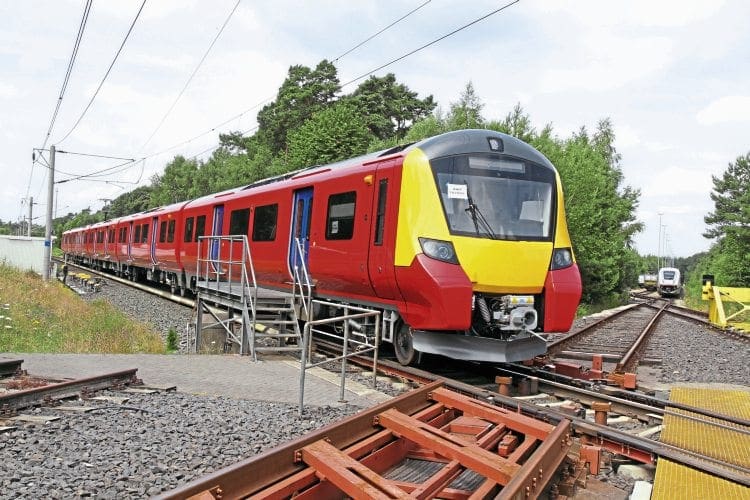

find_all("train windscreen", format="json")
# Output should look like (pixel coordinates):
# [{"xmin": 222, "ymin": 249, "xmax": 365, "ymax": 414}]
[{"xmin": 432, "ymin": 154, "xmax": 556, "ymax": 241}]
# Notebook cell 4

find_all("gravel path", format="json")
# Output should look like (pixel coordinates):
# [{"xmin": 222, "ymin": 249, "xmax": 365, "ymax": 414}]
[{"xmin": 0, "ymin": 391, "xmax": 359, "ymax": 498}]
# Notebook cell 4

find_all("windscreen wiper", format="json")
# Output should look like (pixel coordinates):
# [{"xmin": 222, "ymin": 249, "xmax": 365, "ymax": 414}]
[{"xmin": 464, "ymin": 182, "xmax": 497, "ymax": 240}]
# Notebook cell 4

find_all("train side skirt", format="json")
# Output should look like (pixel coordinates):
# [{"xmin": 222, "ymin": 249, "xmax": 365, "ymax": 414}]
[{"xmin": 412, "ymin": 331, "xmax": 547, "ymax": 363}]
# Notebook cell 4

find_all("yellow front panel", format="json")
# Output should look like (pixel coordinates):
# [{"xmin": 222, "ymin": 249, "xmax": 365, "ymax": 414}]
[
  {"xmin": 395, "ymin": 148, "xmax": 552, "ymax": 294},
  {"xmin": 453, "ymin": 237, "xmax": 551, "ymax": 293}
]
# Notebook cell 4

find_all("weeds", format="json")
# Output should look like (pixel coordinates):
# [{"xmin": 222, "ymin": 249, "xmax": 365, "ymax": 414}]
[
  {"xmin": 0, "ymin": 264, "xmax": 165, "ymax": 354},
  {"xmin": 166, "ymin": 328, "xmax": 179, "ymax": 352}
]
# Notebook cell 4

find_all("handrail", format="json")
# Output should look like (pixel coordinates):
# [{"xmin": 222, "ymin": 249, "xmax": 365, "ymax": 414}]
[
  {"xmin": 298, "ymin": 300, "xmax": 381, "ymax": 415},
  {"xmin": 195, "ymin": 235, "xmax": 259, "ymax": 354},
  {"xmin": 292, "ymin": 237, "xmax": 313, "ymax": 320}
]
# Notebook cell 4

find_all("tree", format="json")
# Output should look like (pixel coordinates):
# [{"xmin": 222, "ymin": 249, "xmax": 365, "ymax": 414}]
[
  {"xmin": 150, "ymin": 156, "xmax": 199, "ymax": 206},
  {"xmin": 348, "ymin": 73, "xmax": 436, "ymax": 140},
  {"xmin": 104, "ymin": 185, "xmax": 155, "ymax": 218},
  {"xmin": 487, "ymin": 103, "xmax": 536, "ymax": 143},
  {"xmin": 286, "ymin": 102, "xmax": 372, "ymax": 169},
  {"xmin": 536, "ymin": 119, "xmax": 642, "ymax": 303},
  {"xmin": 702, "ymin": 152, "xmax": 750, "ymax": 285},
  {"xmin": 447, "ymin": 82, "xmax": 484, "ymax": 130},
  {"xmin": 256, "ymin": 60, "xmax": 340, "ymax": 154}
]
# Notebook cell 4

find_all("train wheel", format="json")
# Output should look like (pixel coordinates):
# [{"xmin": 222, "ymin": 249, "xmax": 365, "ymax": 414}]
[
  {"xmin": 170, "ymin": 280, "xmax": 177, "ymax": 295},
  {"xmin": 394, "ymin": 323, "xmax": 417, "ymax": 366}
]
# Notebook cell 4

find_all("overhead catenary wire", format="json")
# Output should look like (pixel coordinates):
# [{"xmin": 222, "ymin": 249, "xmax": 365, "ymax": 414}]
[
  {"xmin": 138, "ymin": 0, "xmax": 242, "ymax": 153},
  {"xmin": 25, "ymin": 0, "xmax": 93, "ymax": 221},
  {"xmin": 55, "ymin": 0, "xmax": 148, "ymax": 145},
  {"xmin": 341, "ymin": 0, "xmax": 521, "ymax": 88},
  {"xmin": 331, "ymin": 0, "xmax": 432, "ymax": 63},
  {"xmin": 140, "ymin": 0, "xmax": 432, "ymax": 161},
  {"xmin": 182, "ymin": 1, "xmax": 521, "ymax": 162},
  {"xmin": 40, "ymin": 0, "xmax": 93, "ymax": 151}
]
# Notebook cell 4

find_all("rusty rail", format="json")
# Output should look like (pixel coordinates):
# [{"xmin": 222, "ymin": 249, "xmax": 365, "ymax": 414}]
[
  {"xmin": 0, "ymin": 358, "xmax": 23, "ymax": 377},
  {"xmin": 160, "ymin": 381, "xmax": 573, "ymax": 499},
  {"xmin": 319, "ymin": 351, "xmax": 750, "ymax": 487},
  {"xmin": 0, "ymin": 368, "xmax": 140, "ymax": 413}
]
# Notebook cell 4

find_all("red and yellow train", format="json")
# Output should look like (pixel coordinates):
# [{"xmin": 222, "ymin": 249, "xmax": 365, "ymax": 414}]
[{"xmin": 62, "ymin": 129, "xmax": 582, "ymax": 364}]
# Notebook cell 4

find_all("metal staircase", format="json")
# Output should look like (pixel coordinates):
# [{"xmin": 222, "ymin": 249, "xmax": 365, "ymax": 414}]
[{"xmin": 192, "ymin": 235, "xmax": 304, "ymax": 359}]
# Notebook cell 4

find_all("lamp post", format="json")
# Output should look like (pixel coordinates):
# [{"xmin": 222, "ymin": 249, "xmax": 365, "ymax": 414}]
[{"xmin": 657, "ymin": 213, "xmax": 663, "ymax": 270}]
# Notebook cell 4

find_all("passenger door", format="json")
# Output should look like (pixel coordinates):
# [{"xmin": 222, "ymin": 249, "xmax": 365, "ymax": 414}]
[
  {"xmin": 150, "ymin": 216, "xmax": 159, "ymax": 265},
  {"xmin": 367, "ymin": 160, "xmax": 403, "ymax": 300},
  {"xmin": 211, "ymin": 205, "xmax": 224, "ymax": 272},
  {"xmin": 289, "ymin": 187, "xmax": 313, "ymax": 280}
]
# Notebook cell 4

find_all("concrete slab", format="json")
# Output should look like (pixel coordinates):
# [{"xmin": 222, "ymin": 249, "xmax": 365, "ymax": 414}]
[{"xmin": 13, "ymin": 353, "xmax": 392, "ymax": 408}]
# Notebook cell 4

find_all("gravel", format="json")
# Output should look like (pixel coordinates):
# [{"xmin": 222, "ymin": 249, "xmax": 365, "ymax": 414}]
[
  {"xmin": 647, "ymin": 316, "xmax": 750, "ymax": 385},
  {"xmin": 52, "ymin": 278, "xmax": 748, "ymax": 497},
  {"xmin": 0, "ymin": 391, "xmax": 360, "ymax": 498},
  {"xmin": 74, "ymin": 276, "xmax": 194, "ymax": 349}
]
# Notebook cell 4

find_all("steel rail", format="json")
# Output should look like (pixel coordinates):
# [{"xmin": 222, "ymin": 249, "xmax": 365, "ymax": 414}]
[
  {"xmin": 0, "ymin": 368, "xmax": 140, "ymax": 412},
  {"xmin": 313, "ymin": 347, "xmax": 750, "ymax": 487},
  {"xmin": 498, "ymin": 363, "xmax": 750, "ymax": 428},
  {"xmin": 616, "ymin": 301, "xmax": 668, "ymax": 372},
  {"xmin": 545, "ymin": 303, "xmax": 642, "ymax": 355},
  {"xmin": 0, "ymin": 358, "xmax": 23, "ymax": 377}
]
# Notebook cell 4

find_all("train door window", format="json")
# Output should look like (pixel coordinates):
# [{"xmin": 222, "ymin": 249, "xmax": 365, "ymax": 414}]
[
  {"xmin": 167, "ymin": 220, "xmax": 176, "ymax": 243},
  {"xmin": 252, "ymin": 204, "xmax": 278, "ymax": 241},
  {"xmin": 295, "ymin": 199, "xmax": 304, "ymax": 238},
  {"xmin": 159, "ymin": 221, "xmax": 168, "ymax": 243},
  {"xmin": 326, "ymin": 191, "xmax": 356, "ymax": 240},
  {"xmin": 184, "ymin": 217, "xmax": 194, "ymax": 242},
  {"xmin": 109, "ymin": 229, "xmax": 115, "ymax": 243},
  {"xmin": 194, "ymin": 215, "xmax": 206, "ymax": 242},
  {"xmin": 134, "ymin": 225, "xmax": 141, "ymax": 243},
  {"xmin": 229, "ymin": 208, "xmax": 250, "ymax": 235},
  {"xmin": 374, "ymin": 180, "xmax": 388, "ymax": 245},
  {"xmin": 141, "ymin": 223, "xmax": 149, "ymax": 243}
]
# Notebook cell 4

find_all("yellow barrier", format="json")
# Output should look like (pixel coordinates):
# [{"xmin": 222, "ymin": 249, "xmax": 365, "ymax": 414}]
[{"xmin": 702, "ymin": 276, "xmax": 750, "ymax": 331}]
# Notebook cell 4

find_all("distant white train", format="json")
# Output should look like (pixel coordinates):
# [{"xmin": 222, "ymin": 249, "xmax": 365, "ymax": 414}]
[{"xmin": 657, "ymin": 267, "xmax": 682, "ymax": 297}]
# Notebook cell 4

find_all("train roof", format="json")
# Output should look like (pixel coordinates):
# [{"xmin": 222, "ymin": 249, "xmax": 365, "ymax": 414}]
[{"xmin": 189, "ymin": 130, "xmax": 555, "ymax": 206}]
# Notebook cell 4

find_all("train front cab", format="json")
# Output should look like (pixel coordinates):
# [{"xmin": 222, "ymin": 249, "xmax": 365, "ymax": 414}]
[{"xmin": 391, "ymin": 130, "xmax": 582, "ymax": 364}]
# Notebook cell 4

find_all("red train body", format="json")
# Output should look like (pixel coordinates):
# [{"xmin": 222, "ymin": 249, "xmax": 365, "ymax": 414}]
[{"xmin": 63, "ymin": 130, "xmax": 582, "ymax": 363}]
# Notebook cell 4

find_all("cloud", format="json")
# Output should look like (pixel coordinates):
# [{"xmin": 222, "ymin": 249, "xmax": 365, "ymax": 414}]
[
  {"xmin": 696, "ymin": 96, "xmax": 750, "ymax": 125},
  {"xmin": 540, "ymin": 34, "xmax": 674, "ymax": 92},
  {"xmin": 0, "ymin": 82, "xmax": 18, "ymax": 98}
]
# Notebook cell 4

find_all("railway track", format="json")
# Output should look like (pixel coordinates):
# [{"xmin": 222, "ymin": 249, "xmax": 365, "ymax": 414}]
[
  {"xmin": 162, "ymin": 343, "xmax": 750, "ymax": 498},
  {"xmin": 0, "ymin": 368, "xmax": 142, "ymax": 416}
]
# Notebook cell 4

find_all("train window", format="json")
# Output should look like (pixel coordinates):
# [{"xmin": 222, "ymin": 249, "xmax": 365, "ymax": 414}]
[
  {"xmin": 134, "ymin": 225, "xmax": 141, "ymax": 243},
  {"xmin": 374, "ymin": 180, "xmax": 388, "ymax": 245},
  {"xmin": 195, "ymin": 215, "xmax": 206, "ymax": 242},
  {"xmin": 184, "ymin": 217, "xmax": 194, "ymax": 242},
  {"xmin": 326, "ymin": 191, "xmax": 356, "ymax": 240},
  {"xmin": 141, "ymin": 223, "xmax": 149, "ymax": 243},
  {"xmin": 109, "ymin": 229, "xmax": 115, "ymax": 244},
  {"xmin": 159, "ymin": 221, "xmax": 168, "ymax": 243},
  {"xmin": 167, "ymin": 220, "xmax": 176, "ymax": 243},
  {"xmin": 229, "ymin": 208, "xmax": 250, "ymax": 235},
  {"xmin": 252, "ymin": 204, "xmax": 278, "ymax": 242}
]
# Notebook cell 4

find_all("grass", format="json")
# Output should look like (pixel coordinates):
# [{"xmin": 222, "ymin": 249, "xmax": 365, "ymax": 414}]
[{"xmin": 0, "ymin": 264, "xmax": 165, "ymax": 354}]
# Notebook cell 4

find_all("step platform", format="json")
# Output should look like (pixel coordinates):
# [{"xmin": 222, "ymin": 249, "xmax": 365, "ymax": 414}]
[{"xmin": 651, "ymin": 386, "xmax": 750, "ymax": 499}]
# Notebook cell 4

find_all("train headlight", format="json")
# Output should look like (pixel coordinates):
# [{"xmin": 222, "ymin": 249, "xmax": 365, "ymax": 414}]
[
  {"xmin": 419, "ymin": 238, "xmax": 459, "ymax": 264},
  {"xmin": 550, "ymin": 247, "xmax": 573, "ymax": 270}
]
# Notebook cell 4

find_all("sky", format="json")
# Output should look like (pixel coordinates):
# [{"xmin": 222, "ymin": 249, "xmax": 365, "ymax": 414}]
[{"xmin": 1, "ymin": 0, "xmax": 748, "ymax": 258}]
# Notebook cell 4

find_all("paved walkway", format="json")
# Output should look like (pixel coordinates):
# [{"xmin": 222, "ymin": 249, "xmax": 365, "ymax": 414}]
[{"xmin": 4, "ymin": 353, "xmax": 391, "ymax": 408}]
